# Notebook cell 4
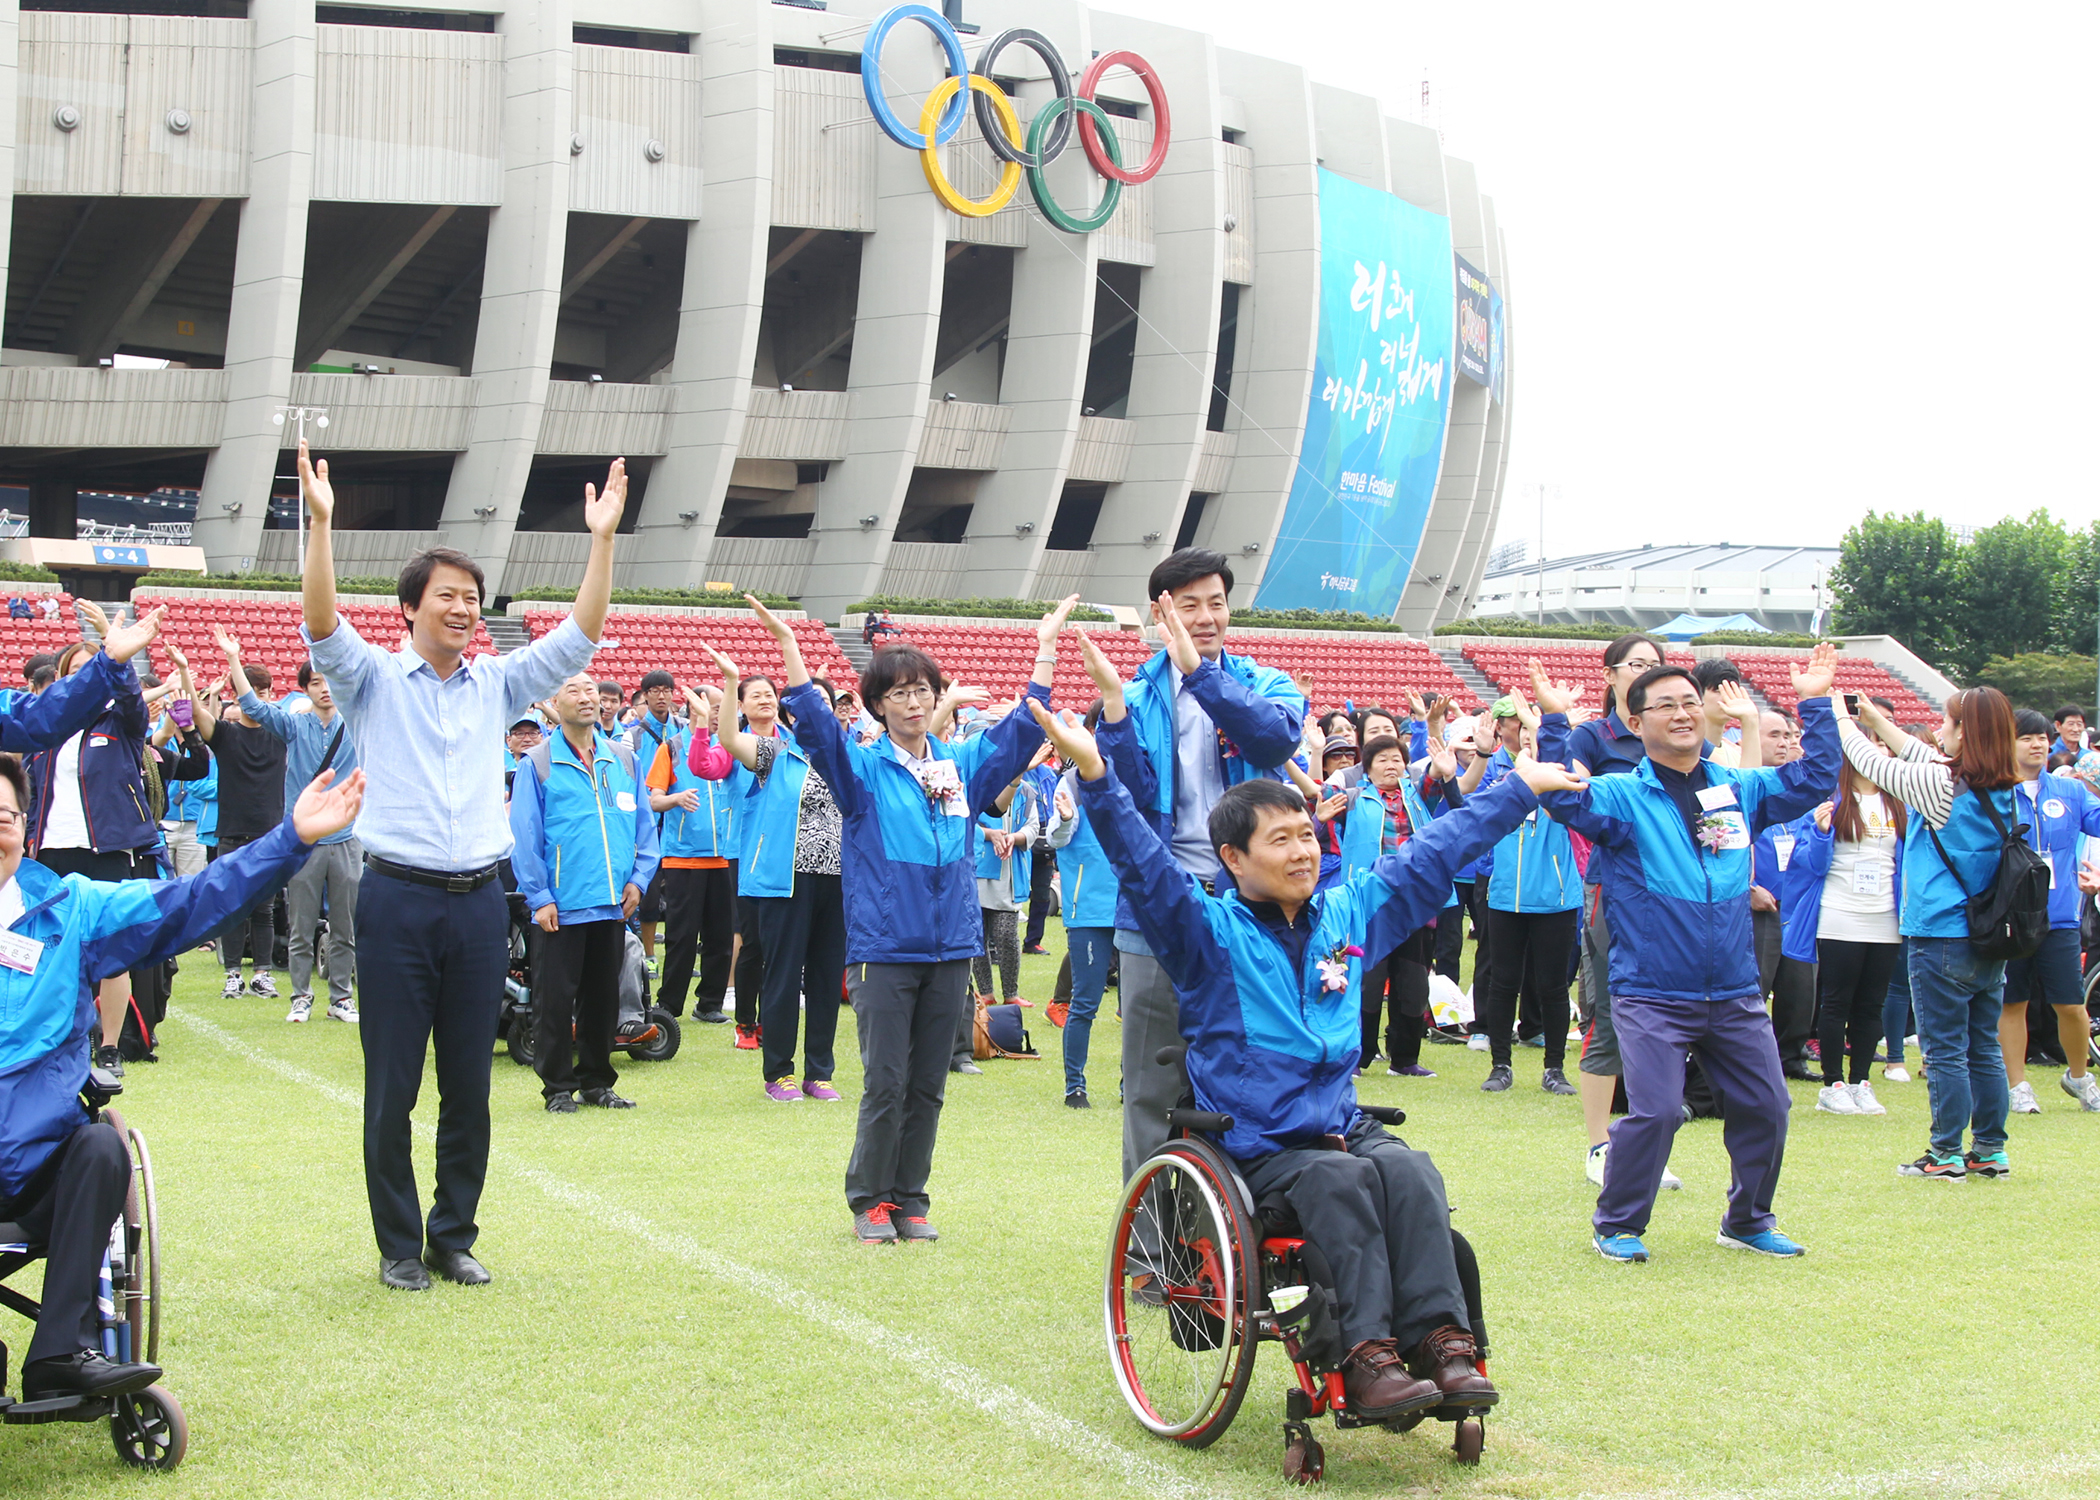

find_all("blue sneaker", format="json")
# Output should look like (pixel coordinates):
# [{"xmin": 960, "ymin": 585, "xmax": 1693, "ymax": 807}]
[
  {"xmin": 1593, "ymin": 1231, "xmax": 1648, "ymax": 1263},
  {"xmin": 1717, "ymin": 1227, "xmax": 1806, "ymax": 1257}
]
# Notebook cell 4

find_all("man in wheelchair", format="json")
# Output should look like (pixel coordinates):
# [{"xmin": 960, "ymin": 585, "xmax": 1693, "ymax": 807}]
[
  {"xmin": 1, "ymin": 758, "xmax": 366, "ymax": 1402},
  {"xmin": 1032, "ymin": 701, "xmax": 1584, "ymax": 1421}
]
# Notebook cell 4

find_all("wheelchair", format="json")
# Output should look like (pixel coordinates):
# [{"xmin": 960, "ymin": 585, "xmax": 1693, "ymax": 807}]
[
  {"xmin": 1104, "ymin": 1053, "xmax": 1490, "ymax": 1484},
  {"xmin": 498, "ymin": 895, "xmax": 681, "ymax": 1067},
  {"xmin": 0, "ymin": 1069, "xmax": 186, "ymax": 1470}
]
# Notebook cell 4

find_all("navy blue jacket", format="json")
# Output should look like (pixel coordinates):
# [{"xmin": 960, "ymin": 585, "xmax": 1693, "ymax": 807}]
[{"xmin": 24, "ymin": 652, "xmax": 157, "ymax": 855}]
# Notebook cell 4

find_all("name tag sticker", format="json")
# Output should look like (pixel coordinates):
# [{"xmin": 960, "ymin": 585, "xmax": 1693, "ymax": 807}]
[
  {"xmin": 615, "ymin": 791, "xmax": 636, "ymax": 813},
  {"xmin": 1773, "ymin": 833, "xmax": 1796, "ymax": 870},
  {"xmin": 1714, "ymin": 812, "xmax": 1750, "ymax": 850},
  {"xmin": 2044, "ymin": 798, "xmax": 2067, "ymax": 819},
  {"xmin": 0, "ymin": 931, "xmax": 44, "ymax": 974},
  {"xmin": 1696, "ymin": 785, "xmax": 1739, "ymax": 812},
  {"xmin": 1851, "ymin": 863, "xmax": 1886, "ymax": 896}
]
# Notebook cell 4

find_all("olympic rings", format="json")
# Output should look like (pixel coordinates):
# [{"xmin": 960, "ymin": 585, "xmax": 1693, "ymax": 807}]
[
  {"xmin": 858, "ymin": 5, "xmax": 1170, "ymax": 232},
  {"xmin": 1025, "ymin": 97, "xmax": 1123, "ymax": 235},
  {"xmin": 1076, "ymin": 51, "xmax": 1171, "ymax": 185},
  {"xmin": 918, "ymin": 75, "xmax": 1024, "ymax": 218},
  {"xmin": 862, "ymin": 4, "xmax": 973, "ymax": 150},
  {"xmin": 970, "ymin": 29, "xmax": 1072, "ymax": 170}
]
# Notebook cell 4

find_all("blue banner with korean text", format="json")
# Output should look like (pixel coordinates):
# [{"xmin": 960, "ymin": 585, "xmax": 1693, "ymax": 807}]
[
  {"xmin": 1455, "ymin": 255, "xmax": 1493, "ymax": 387},
  {"xmin": 1253, "ymin": 169, "xmax": 1453, "ymax": 617}
]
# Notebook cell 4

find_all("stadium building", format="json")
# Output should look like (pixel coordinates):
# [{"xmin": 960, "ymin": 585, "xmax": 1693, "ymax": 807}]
[
  {"xmin": 0, "ymin": 0, "xmax": 1512, "ymax": 619},
  {"xmin": 1473, "ymin": 543, "xmax": 1840, "ymax": 635}
]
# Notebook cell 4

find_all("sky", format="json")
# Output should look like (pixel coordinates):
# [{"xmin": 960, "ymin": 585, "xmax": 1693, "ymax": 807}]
[{"xmin": 1103, "ymin": 0, "xmax": 2100, "ymax": 562}]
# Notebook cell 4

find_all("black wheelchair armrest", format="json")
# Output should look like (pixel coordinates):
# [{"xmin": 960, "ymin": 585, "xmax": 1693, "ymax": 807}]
[
  {"xmin": 83, "ymin": 1066, "xmax": 124, "ymax": 1106},
  {"xmin": 1166, "ymin": 1107, "xmax": 1234, "ymax": 1135},
  {"xmin": 1359, "ymin": 1103, "xmax": 1405, "ymax": 1127},
  {"xmin": 1155, "ymin": 1044, "xmax": 1187, "ymax": 1069}
]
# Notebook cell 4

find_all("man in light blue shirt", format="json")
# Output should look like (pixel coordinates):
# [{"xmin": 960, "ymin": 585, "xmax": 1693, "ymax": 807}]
[
  {"xmin": 230, "ymin": 631, "xmax": 363, "ymax": 1025},
  {"xmin": 298, "ymin": 440, "xmax": 629, "ymax": 1293}
]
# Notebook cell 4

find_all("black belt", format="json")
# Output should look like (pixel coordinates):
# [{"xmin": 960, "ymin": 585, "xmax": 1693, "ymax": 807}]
[{"xmin": 364, "ymin": 853, "xmax": 502, "ymax": 894}]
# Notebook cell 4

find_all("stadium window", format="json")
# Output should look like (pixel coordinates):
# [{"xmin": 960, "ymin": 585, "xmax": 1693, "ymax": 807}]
[
  {"xmin": 774, "ymin": 47, "xmax": 859, "ymax": 72},
  {"xmin": 314, "ymin": 6, "xmax": 495, "ymax": 31},
  {"xmin": 1175, "ymin": 495, "xmax": 1211, "ymax": 552},
  {"xmin": 575, "ymin": 25, "xmax": 689, "ymax": 52}
]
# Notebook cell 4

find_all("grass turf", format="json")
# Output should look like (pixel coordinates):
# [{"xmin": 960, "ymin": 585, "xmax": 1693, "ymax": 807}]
[{"xmin": 7, "ymin": 925, "xmax": 2100, "ymax": 1499}]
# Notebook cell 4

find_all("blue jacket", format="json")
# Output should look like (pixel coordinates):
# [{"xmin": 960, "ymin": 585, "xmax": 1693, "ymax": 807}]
[
  {"xmin": 0, "ymin": 816, "xmax": 317, "ymax": 1196},
  {"xmin": 239, "ymin": 693, "xmax": 360, "ymax": 845},
  {"xmin": 1, "ymin": 652, "xmax": 140, "ymax": 759},
  {"xmin": 736, "ymin": 726, "xmax": 816, "ymax": 899},
  {"xmin": 973, "ymin": 778, "xmax": 1036, "ymax": 905},
  {"xmin": 1480, "ymin": 748, "xmax": 1583, "ymax": 913},
  {"xmin": 654, "ymin": 728, "xmax": 736, "ymax": 861},
  {"xmin": 1080, "ymin": 758, "xmax": 1545, "ymax": 1161},
  {"xmin": 507, "ymin": 731, "xmax": 660, "ymax": 924},
  {"xmin": 785, "ymin": 680, "xmax": 1049, "ymax": 964},
  {"xmin": 2012, "ymin": 772, "xmax": 2100, "ymax": 929},
  {"xmin": 162, "ymin": 724, "xmax": 219, "ymax": 842},
  {"xmin": 1049, "ymin": 767, "xmax": 1119, "ymax": 929},
  {"xmin": 1335, "ymin": 771, "xmax": 1460, "ymax": 911},
  {"xmin": 1901, "ymin": 784, "xmax": 2022, "ymax": 940},
  {"xmin": 1107, "ymin": 648, "xmax": 1306, "ymax": 929},
  {"xmin": 1537, "ymin": 699, "xmax": 1839, "ymax": 1003},
  {"xmin": 1565, "ymin": 709, "xmax": 1649, "ymax": 779},
  {"xmin": 1776, "ymin": 812, "xmax": 1903, "ymax": 962},
  {"xmin": 25, "ymin": 653, "xmax": 157, "ymax": 856}
]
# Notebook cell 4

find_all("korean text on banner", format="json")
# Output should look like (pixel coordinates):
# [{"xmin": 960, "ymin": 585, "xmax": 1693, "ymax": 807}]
[
  {"xmin": 1455, "ymin": 256, "xmax": 1493, "ymax": 388},
  {"xmin": 1252, "ymin": 169, "xmax": 1454, "ymax": 617}
]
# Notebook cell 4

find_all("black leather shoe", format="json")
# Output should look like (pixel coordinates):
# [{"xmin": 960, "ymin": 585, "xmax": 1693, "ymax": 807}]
[
  {"xmin": 694, "ymin": 1009, "xmax": 729, "ymax": 1025},
  {"xmin": 1782, "ymin": 1064, "xmax": 1819, "ymax": 1083},
  {"xmin": 20, "ymin": 1350, "xmax": 162, "ymax": 1401},
  {"xmin": 423, "ymin": 1248, "xmax": 492, "ymax": 1285},
  {"xmin": 380, "ymin": 1257, "xmax": 431, "ymax": 1291},
  {"xmin": 580, "ymin": 1088, "xmax": 636, "ymax": 1109},
  {"xmin": 546, "ymin": 1092, "xmax": 578, "ymax": 1113}
]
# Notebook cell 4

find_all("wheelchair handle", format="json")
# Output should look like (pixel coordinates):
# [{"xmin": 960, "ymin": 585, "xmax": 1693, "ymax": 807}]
[
  {"xmin": 1155, "ymin": 1044, "xmax": 1187, "ymax": 1069},
  {"xmin": 1166, "ymin": 1106, "xmax": 1234, "ymax": 1135},
  {"xmin": 1359, "ymin": 1103, "xmax": 1405, "ymax": 1127}
]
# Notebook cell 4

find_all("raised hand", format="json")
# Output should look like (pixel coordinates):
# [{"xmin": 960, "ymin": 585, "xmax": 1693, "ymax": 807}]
[
  {"xmin": 211, "ymin": 622, "xmax": 242, "ymax": 663},
  {"xmin": 1153, "ymin": 592, "xmax": 1201, "ymax": 674},
  {"xmin": 1509, "ymin": 687, "xmax": 1540, "ymax": 731},
  {"xmin": 1028, "ymin": 701, "xmax": 1104, "ymax": 779},
  {"xmin": 1812, "ymin": 800, "xmax": 1833, "ymax": 832},
  {"xmin": 701, "ymin": 643, "xmax": 741, "ymax": 686},
  {"xmin": 298, "ymin": 439, "xmax": 334, "ymax": 525},
  {"xmin": 1035, "ymin": 593, "xmax": 1082, "ymax": 651},
  {"xmin": 1423, "ymin": 694, "xmax": 1450, "ymax": 731},
  {"xmin": 98, "ymin": 604, "xmax": 166, "ymax": 666},
  {"xmin": 1790, "ymin": 641, "xmax": 1840, "ymax": 703},
  {"xmin": 1054, "ymin": 785, "xmax": 1076, "ymax": 822},
  {"xmin": 1426, "ymin": 735, "xmax": 1459, "ymax": 782},
  {"xmin": 1472, "ymin": 714, "xmax": 1498, "ymax": 754},
  {"xmin": 1711, "ymin": 679, "xmax": 1755, "ymax": 722},
  {"xmin": 940, "ymin": 682, "xmax": 991, "ymax": 715},
  {"xmin": 1291, "ymin": 670, "xmax": 1316, "ymax": 703},
  {"xmin": 163, "ymin": 637, "xmax": 190, "ymax": 675},
  {"xmin": 1405, "ymin": 690, "xmax": 1429, "ymax": 721},
  {"xmin": 1077, "ymin": 633, "xmax": 1126, "ymax": 716},
  {"xmin": 1301, "ymin": 713, "xmax": 1326, "ymax": 760},
  {"xmin": 583, "ymin": 457, "xmax": 629, "ymax": 540},
  {"xmin": 1314, "ymin": 790, "xmax": 1350, "ymax": 823},
  {"xmin": 1527, "ymin": 659, "xmax": 1585, "ymax": 717},
  {"xmin": 746, "ymin": 595, "xmax": 793, "ymax": 645},
  {"xmin": 1511, "ymin": 754, "xmax": 1588, "ymax": 797},
  {"xmin": 291, "ymin": 768, "xmax": 367, "ymax": 844}
]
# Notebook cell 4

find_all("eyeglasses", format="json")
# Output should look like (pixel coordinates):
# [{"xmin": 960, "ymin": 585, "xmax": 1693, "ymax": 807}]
[
  {"xmin": 1640, "ymin": 697, "xmax": 1703, "ymax": 715},
  {"xmin": 883, "ymin": 685, "xmax": 937, "ymax": 706},
  {"xmin": 0, "ymin": 809, "xmax": 24, "ymax": 830},
  {"xmin": 1615, "ymin": 658, "xmax": 1663, "ymax": 674}
]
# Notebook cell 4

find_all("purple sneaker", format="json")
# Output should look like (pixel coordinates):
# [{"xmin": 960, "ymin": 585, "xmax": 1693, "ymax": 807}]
[
  {"xmin": 765, "ymin": 1079, "xmax": 805, "ymax": 1103},
  {"xmin": 1388, "ymin": 1064, "xmax": 1437, "ymax": 1078},
  {"xmin": 803, "ymin": 1080, "xmax": 842, "ymax": 1102}
]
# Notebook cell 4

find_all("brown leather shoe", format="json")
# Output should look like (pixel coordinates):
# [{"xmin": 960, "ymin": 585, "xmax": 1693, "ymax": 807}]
[
  {"xmin": 1341, "ymin": 1339, "xmax": 1442, "ymax": 1419},
  {"xmin": 1409, "ymin": 1324, "xmax": 1500, "ymax": 1407}
]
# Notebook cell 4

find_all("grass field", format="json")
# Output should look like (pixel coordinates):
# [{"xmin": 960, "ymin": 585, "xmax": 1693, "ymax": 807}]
[{"xmin": 8, "ymin": 926, "xmax": 2100, "ymax": 1500}]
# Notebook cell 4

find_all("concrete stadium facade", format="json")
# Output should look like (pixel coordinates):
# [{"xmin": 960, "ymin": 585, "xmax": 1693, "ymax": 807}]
[{"xmin": 0, "ymin": 0, "xmax": 1513, "ymax": 621}]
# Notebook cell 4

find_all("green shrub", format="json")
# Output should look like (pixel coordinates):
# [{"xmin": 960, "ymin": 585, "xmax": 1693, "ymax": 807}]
[
  {"xmin": 1689, "ymin": 630, "xmax": 1823, "ymax": 648},
  {"xmin": 847, "ymin": 595, "xmax": 1115, "ymax": 622},
  {"xmin": 1434, "ymin": 616, "xmax": 1625, "ymax": 640},
  {"xmin": 0, "ymin": 560, "xmax": 61, "ymax": 583},
  {"xmin": 1971, "ymin": 652, "xmax": 2099, "ymax": 712},
  {"xmin": 1229, "ymin": 608, "xmax": 1414, "ymax": 634},
  {"xmin": 135, "ymin": 571, "xmax": 400, "ymax": 594},
  {"xmin": 512, "ymin": 585, "xmax": 802, "ymax": 609}
]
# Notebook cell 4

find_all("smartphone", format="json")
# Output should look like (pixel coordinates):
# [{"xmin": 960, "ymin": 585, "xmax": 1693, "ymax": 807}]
[{"xmin": 1843, "ymin": 693, "xmax": 1862, "ymax": 715}]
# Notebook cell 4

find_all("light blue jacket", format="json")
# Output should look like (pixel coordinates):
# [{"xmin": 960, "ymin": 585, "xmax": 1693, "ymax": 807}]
[
  {"xmin": 1901, "ymin": 784, "xmax": 2021, "ymax": 940},
  {"xmin": 973, "ymin": 778, "xmax": 1037, "ymax": 905},
  {"xmin": 1048, "ymin": 767, "xmax": 1119, "ymax": 929},
  {"xmin": 784, "ymin": 680, "xmax": 1048, "ymax": 964},
  {"xmin": 1537, "ymin": 699, "xmax": 1839, "ymax": 1002},
  {"xmin": 1080, "ymin": 759, "xmax": 1544, "ymax": 1161},
  {"xmin": 1, "ymin": 818, "xmax": 316, "ymax": 1195},
  {"xmin": 2012, "ymin": 772, "xmax": 2100, "ymax": 930},
  {"xmin": 1479, "ymin": 748, "xmax": 1583, "ymax": 914},
  {"xmin": 736, "ymin": 727, "xmax": 815, "ymax": 899},
  {"xmin": 507, "ymin": 731, "xmax": 660, "ymax": 924},
  {"xmin": 239, "ymin": 692, "xmax": 359, "ymax": 845}
]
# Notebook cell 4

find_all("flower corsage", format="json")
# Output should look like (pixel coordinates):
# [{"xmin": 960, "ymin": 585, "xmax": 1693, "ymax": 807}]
[
  {"xmin": 1694, "ymin": 812, "xmax": 1734, "ymax": 854},
  {"xmin": 1316, "ymin": 943, "xmax": 1365, "ymax": 993}
]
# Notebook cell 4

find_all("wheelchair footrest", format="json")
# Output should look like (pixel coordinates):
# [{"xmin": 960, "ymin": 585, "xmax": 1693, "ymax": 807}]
[{"xmin": 4, "ymin": 1393, "xmax": 110, "ymax": 1425}]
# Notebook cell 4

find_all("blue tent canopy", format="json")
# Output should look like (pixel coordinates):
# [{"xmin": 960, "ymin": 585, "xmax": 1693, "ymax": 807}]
[{"xmin": 1652, "ymin": 612, "xmax": 1772, "ymax": 642}]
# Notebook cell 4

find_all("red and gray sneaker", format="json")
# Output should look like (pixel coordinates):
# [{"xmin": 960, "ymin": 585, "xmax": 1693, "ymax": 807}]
[
  {"xmin": 896, "ymin": 1215, "xmax": 938, "ymax": 1243},
  {"xmin": 732, "ymin": 1024, "xmax": 761, "ymax": 1051},
  {"xmin": 854, "ymin": 1203, "xmax": 899, "ymax": 1244}
]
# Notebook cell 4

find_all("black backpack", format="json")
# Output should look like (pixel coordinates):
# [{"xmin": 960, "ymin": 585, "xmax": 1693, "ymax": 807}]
[{"xmin": 1926, "ymin": 787, "xmax": 2050, "ymax": 961}]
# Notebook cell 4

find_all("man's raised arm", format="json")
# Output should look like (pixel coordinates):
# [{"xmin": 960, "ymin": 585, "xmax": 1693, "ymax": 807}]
[{"xmin": 298, "ymin": 440, "xmax": 339, "ymax": 642}]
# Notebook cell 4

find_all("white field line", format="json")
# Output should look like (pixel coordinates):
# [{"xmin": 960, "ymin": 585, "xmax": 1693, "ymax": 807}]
[{"xmin": 170, "ymin": 1006, "xmax": 1234, "ymax": 1500}]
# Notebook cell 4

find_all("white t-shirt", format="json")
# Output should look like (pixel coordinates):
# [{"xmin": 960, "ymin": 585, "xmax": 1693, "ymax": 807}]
[
  {"xmin": 41, "ymin": 730, "xmax": 92, "ymax": 852},
  {"xmin": 1819, "ymin": 790, "xmax": 1900, "ymax": 943},
  {"xmin": 0, "ymin": 873, "xmax": 22, "ymax": 930}
]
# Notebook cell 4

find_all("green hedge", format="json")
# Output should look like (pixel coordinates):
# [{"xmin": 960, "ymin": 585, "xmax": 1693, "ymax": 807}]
[
  {"xmin": 1229, "ymin": 608, "xmax": 1414, "ymax": 634},
  {"xmin": 513, "ymin": 585, "xmax": 802, "ymax": 609},
  {"xmin": 0, "ymin": 560, "xmax": 61, "ymax": 583},
  {"xmin": 135, "ymin": 571, "xmax": 401, "ymax": 595},
  {"xmin": 1434, "ymin": 616, "xmax": 1624, "ymax": 640},
  {"xmin": 848, "ymin": 594, "xmax": 1114, "ymax": 622},
  {"xmin": 1689, "ymin": 629, "xmax": 1822, "ymax": 648}
]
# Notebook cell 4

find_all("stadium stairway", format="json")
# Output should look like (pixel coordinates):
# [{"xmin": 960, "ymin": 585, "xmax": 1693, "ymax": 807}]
[
  {"xmin": 1437, "ymin": 647, "xmax": 1498, "ymax": 709},
  {"xmin": 829, "ymin": 627, "xmax": 873, "ymax": 676},
  {"xmin": 484, "ymin": 616, "xmax": 530, "ymax": 653}
]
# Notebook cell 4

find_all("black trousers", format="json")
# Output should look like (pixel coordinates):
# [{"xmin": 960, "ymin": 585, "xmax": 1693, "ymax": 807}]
[
  {"xmin": 1237, "ymin": 1118, "xmax": 1468, "ymax": 1352},
  {"xmin": 1480, "ymin": 906, "xmax": 1579, "ymax": 1069},
  {"xmin": 1754, "ymin": 908, "xmax": 1817, "ymax": 1066},
  {"xmin": 356, "ymin": 867, "xmax": 506, "ymax": 1261},
  {"xmin": 734, "ymin": 881, "xmax": 765, "ymax": 1029},
  {"xmin": 1368, "ymin": 926, "xmax": 1434, "ymax": 1068},
  {"xmin": 1023, "ymin": 846, "xmax": 1056, "ymax": 948},
  {"xmin": 529, "ymin": 917, "xmax": 624, "ymax": 1099},
  {"xmin": 845, "ymin": 959, "xmax": 972, "ymax": 1215},
  {"xmin": 209, "ymin": 834, "xmax": 280, "ymax": 972},
  {"xmin": 657, "ymin": 865, "xmax": 737, "ymax": 1017},
  {"xmin": 1, "ymin": 1122, "xmax": 129, "ymax": 1365},
  {"xmin": 1816, "ymin": 938, "xmax": 1901, "ymax": 1084},
  {"xmin": 751, "ymin": 874, "xmax": 846, "ymax": 1084}
]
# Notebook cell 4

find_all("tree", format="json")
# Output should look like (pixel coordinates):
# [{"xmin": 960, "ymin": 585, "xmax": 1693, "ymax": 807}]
[
  {"xmin": 1829, "ymin": 512, "xmax": 1957, "ymax": 666},
  {"xmin": 1946, "ymin": 510, "xmax": 2067, "ymax": 681},
  {"xmin": 2050, "ymin": 519, "xmax": 2100, "ymax": 657},
  {"xmin": 1971, "ymin": 653, "xmax": 2098, "ymax": 715}
]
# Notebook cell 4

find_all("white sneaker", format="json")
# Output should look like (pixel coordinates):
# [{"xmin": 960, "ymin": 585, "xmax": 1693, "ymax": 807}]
[
  {"xmin": 1848, "ymin": 1081, "xmax": 1887, "ymax": 1115},
  {"xmin": 1585, "ymin": 1142, "xmax": 1608, "ymax": 1186},
  {"xmin": 221, "ymin": 970, "xmax": 245, "ymax": 999},
  {"xmin": 1883, "ymin": 1065, "xmax": 1912, "ymax": 1083},
  {"xmin": 1659, "ymin": 1165, "xmax": 1683, "ymax": 1191},
  {"xmin": 1817, "ymin": 1083, "xmax": 1861, "ymax": 1114},
  {"xmin": 1466, "ymin": 1034, "xmax": 1491, "ymax": 1052},
  {"xmin": 2061, "ymin": 1070, "xmax": 2100, "ymax": 1112},
  {"xmin": 249, "ymin": 972, "xmax": 280, "ymax": 1000},
  {"xmin": 326, "ymin": 997, "xmax": 360, "ymax": 1024},
  {"xmin": 2009, "ymin": 1080, "xmax": 2042, "ymax": 1115},
  {"xmin": 285, "ymin": 994, "xmax": 313, "ymax": 1023}
]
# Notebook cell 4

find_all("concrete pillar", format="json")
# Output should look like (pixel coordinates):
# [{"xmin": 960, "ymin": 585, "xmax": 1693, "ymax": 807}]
[
  {"xmin": 0, "ymin": 0, "xmax": 18, "ymax": 327},
  {"xmin": 439, "ymin": 0, "xmax": 575, "ymax": 595},
  {"xmin": 953, "ymin": 0, "xmax": 1095, "ymax": 598},
  {"xmin": 799, "ymin": 26, "xmax": 949, "ymax": 617},
  {"xmin": 1208, "ymin": 50, "xmax": 1319, "ymax": 611},
  {"xmin": 192, "ymin": 0, "xmax": 315, "ymax": 571},
  {"xmin": 1083, "ymin": 17, "xmax": 1223, "ymax": 612},
  {"xmin": 624, "ymin": 0, "xmax": 773, "ymax": 586}
]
